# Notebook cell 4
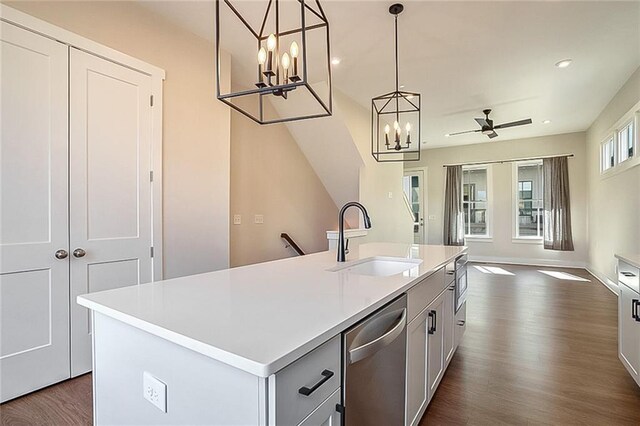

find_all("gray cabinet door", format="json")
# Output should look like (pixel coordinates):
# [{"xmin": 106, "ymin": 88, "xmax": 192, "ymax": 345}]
[
  {"xmin": 427, "ymin": 292, "xmax": 445, "ymax": 402},
  {"xmin": 405, "ymin": 310, "xmax": 428, "ymax": 426},
  {"xmin": 619, "ymin": 284, "xmax": 640, "ymax": 384},
  {"xmin": 444, "ymin": 286, "xmax": 456, "ymax": 365}
]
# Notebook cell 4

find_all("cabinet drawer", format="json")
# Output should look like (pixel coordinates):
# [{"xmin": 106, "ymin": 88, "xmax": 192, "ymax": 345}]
[
  {"xmin": 407, "ymin": 268, "xmax": 446, "ymax": 322},
  {"xmin": 445, "ymin": 261, "xmax": 456, "ymax": 286},
  {"xmin": 297, "ymin": 388, "xmax": 341, "ymax": 426},
  {"xmin": 275, "ymin": 335, "xmax": 341, "ymax": 426},
  {"xmin": 619, "ymin": 260, "xmax": 640, "ymax": 293}
]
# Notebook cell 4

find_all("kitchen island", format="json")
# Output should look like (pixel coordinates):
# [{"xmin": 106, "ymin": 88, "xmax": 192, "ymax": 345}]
[{"xmin": 78, "ymin": 242, "xmax": 467, "ymax": 425}]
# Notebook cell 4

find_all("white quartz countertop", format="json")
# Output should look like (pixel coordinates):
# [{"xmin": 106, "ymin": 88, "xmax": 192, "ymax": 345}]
[
  {"xmin": 78, "ymin": 243, "xmax": 466, "ymax": 377},
  {"xmin": 616, "ymin": 253, "xmax": 640, "ymax": 269}
]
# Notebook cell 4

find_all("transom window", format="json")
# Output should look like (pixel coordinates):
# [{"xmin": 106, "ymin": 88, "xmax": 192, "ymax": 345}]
[
  {"xmin": 618, "ymin": 120, "xmax": 635, "ymax": 163},
  {"xmin": 601, "ymin": 136, "xmax": 615, "ymax": 172},
  {"xmin": 462, "ymin": 166, "xmax": 489, "ymax": 237},
  {"xmin": 515, "ymin": 161, "xmax": 543, "ymax": 238}
]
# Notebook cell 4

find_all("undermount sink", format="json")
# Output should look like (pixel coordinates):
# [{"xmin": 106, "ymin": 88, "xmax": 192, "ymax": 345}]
[{"xmin": 328, "ymin": 256, "xmax": 423, "ymax": 277}]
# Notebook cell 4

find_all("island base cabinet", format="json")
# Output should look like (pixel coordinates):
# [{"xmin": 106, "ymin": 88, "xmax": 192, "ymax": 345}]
[
  {"xmin": 297, "ymin": 388, "xmax": 341, "ymax": 426},
  {"xmin": 427, "ymin": 291, "xmax": 446, "ymax": 403},
  {"xmin": 92, "ymin": 313, "xmax": 266, "ymax": 425},
  {"xmin": 443, "ymin": 287, "xmax": 455, "ymax": 366},
  {"xmin": 619, "ymin": 283, "xmax": 640, "ymax": 385},
  {"xmin": 455, "ymin": 301, "xmax": 467, "ymax": 349}
]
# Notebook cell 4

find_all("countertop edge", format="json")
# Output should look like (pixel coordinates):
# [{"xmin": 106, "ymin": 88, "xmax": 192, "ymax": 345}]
[
  {"xmin": 615, "ymin": 253, "xmax": 640, "ymax": 270},
  {"xmin": 78, "ymin": 246, "xmax": 467, "ymax": 377}
]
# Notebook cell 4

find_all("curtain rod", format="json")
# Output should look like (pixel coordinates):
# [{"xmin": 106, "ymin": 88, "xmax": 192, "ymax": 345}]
[{"xmin": 442, "ymin": 153, "xmax": 574, "ymax": 168}]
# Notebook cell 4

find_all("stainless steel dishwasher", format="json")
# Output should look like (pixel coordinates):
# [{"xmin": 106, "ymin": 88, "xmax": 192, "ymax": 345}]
[{"xmin": 343, "ymin": 294, "xmax": 407, "ymax": 426}]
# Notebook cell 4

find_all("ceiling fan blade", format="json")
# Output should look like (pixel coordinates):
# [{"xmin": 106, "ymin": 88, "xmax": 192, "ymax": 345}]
[
  {"xmin": 475, "ymin": 118, "xmax": 489, "ymax": 128},
  {"xmin": 493, "ymin": 118, "xmax": 532, "ymax": 129},
  {"xmin": 487, "ymin": 131, "xmax": 498, "ymax": 139},
  {"xmin": 447, "ymin": 129, "xmax": 482, "ymax": 136}
]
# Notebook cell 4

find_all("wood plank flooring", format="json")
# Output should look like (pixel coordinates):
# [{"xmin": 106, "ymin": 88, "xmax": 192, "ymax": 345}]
[
  {"xmin": 1, "ymin": 264, "xmax": 639, "ymax": 425},
  {"xmin": 421, "ymin": 264, "xmax": 640, "ymax": 425}
]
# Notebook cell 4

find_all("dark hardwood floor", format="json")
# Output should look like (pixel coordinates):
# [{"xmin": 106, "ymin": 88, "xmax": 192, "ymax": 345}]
[
  {"xmin": 421, "ymin": 264, "xmax": 640, "ymax": 425},
  {"xmin": 2, "ymin": 264, "xmax": 639, "ymax": 425}
]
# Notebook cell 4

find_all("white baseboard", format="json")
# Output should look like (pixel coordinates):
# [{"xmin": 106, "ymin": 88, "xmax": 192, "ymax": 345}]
[
  {"xmin": 468, "ymin": 255, "xmax": 587, "ymax": 269},
  {"xmin": 585, "ymin": 266, "xmax": 618, "ymax": 295}
]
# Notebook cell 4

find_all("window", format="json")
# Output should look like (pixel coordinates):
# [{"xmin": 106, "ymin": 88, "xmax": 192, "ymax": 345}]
[
  {"xmin": 618, "ymin": 120, "xmax": 635, "ymax": 163},
  {"xmin": 515, "ymin": 161, "xmax": 543, "ymax": 239},
  {"xmin": 462, "ymin": 166, "xmax": 489, "ymax": 237},
  {"xmin": 601, "ymin": 136, "xmax": 615, "ymax": 172}
]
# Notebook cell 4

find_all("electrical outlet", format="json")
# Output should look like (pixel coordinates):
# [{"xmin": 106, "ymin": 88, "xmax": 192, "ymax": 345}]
[
  {"xmin": 233, "ymin": 214, "xmax": 241, "ymax": 225},
  {"xmin": 143, "ymin": 372, "xmax": 167, "ymax": 413},
  {"xmin": 254, "ymin": 214, "xmax": 264, "ymax": 224}
]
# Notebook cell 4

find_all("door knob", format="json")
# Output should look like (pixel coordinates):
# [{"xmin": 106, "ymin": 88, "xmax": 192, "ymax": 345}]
[
  {"xmin": 54, "ymin": 249, "xmax": 68, "ymax": 260},
  {"xmin": 73, "ymin": 248, "xmax": 86, "ymax": 258}
]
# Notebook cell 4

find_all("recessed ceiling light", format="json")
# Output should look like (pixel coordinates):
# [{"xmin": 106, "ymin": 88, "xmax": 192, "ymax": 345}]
[
  {"xmin": 331, "ymin": 57, "xmax": 341, "ymax": 65},
  {"xmin": 445, "ymin": 133, "xmax": 451, "ymax": 137},
  {"xmin": 555, "ymin": 59, "xmax": 572, "ymax": 68},
  {"xmin": 543, "ymin": 119, "xmax": 552, "ymax": 124}
]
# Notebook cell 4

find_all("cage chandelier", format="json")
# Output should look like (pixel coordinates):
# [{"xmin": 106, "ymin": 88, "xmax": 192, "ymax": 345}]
[
  {"xmin": 215, "ymin": 0, "xmax": 332, "ymax": 125},
  {"xmin": 371, "ymin": 3, "xmax": 421, "ymax": 162}
]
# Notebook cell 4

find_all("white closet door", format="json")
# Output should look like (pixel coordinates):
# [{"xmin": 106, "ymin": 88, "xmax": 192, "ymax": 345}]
[
  {"xmin": 69, "ymin": 48, "xmax": 153, "ymax": 376},
  {"xmin": 0, "ymin": 22, "xmax": 70, "ymax": 402}
]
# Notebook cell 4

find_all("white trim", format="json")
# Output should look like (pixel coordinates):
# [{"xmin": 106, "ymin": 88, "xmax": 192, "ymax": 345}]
[
  {"xmin": 0, "ymin": 5, "xmax": 165, "ymax": 79},
  {"xmin": 465, "ymin": 237, "xmax": 493, "ymax": 243},
  {"xmin": 403, "ymin": 167, "xmax": 428, "ymax": 244},
  {"xmin": 468, "ymin": 255, "xmax": 586, "ymax": 269},
  {"xmin": 1, "ymin": 4, "xmax": 165, "ymax": 280},
  {"xmin": 585, "ymin": 266, "xmax": 618, "ymax": 295},
  {"xmin": 511, "ymin": 238, "xmax": 543, "ymax": 245}
]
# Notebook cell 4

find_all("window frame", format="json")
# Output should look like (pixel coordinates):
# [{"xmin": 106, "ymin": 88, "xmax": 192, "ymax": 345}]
[
  {"xmin": 461, "ymin": 164, "xmax": 492, "ymax": 241},
  {"xmin": 600, "ymin": 135, "xmax": 616, "ymax": 174},
  {"xmin": 512, "ymin": 160, "xmax": 544, "ymax": 242},
  {"xmin": 617, "ymin": 118, "xmax": 635, "ymax": 164},
  {"xmin": 599, "ymin": 104, "xmax": 640, "ymax": 178}
]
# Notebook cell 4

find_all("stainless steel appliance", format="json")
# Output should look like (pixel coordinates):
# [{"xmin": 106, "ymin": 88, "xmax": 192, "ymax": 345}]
[{"xmin": 343, "ymin": 295, "xmax": 407, "ymax": 426}]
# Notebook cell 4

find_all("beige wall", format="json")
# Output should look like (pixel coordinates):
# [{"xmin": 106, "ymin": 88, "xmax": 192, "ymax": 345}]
[
  {"xmin": 409, "ymin": 133, "xmax": 588, "ymax": 267},
  {"xmin": 6, "ymin": 1, "xmax": 232, "ymax": 279},
  {"xmin": 586, "ymin": 66, "xmax": 640, "ymax": 285},
  {"xmin": 230, "ymin": 108, "xmax": 338, "ymax": 267},
  {"xmin": 337, "ymin": 92, "xmax": 415, "ymax": 245}
]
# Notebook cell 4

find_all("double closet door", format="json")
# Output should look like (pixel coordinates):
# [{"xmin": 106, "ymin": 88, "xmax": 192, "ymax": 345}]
[{"xmin": 1, "ymin": 22, "xmax": 154, "ymax": 402}]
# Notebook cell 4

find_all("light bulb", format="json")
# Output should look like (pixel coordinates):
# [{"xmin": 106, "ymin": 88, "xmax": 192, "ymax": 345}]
[
  {"xmin": 384, "ymin": 124, "xmax": 390, "ymax": 134},
  {"xmin": 393, "ymin": 121, "xmax": 399, "ymax": 130},
  {"xmin": 405, "ymin": 123, "xmax": 411, "ymax": 132},
  {"xmin": 290, "ymin": 41, "xmax": 299, "ymax": 58},
  {"xmin": 267, "ymin": 34, "xmax": 277, "ymax": 51},
  {"xmin": 282, "ymin": 53, "xmax": 290, "ymax": 70},
  {"xmin": 257, "ymin": 47, "xmax": 267, "ymax": 65}
]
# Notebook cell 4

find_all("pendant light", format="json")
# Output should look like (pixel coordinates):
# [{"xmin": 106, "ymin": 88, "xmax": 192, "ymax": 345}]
[
  {"xmin": 215, "ymin": 0, "xmax": 332, "ymax": 125},
  {"xmin": 371, "ymin": 3, "xmax": 421, "ymax": 162}
]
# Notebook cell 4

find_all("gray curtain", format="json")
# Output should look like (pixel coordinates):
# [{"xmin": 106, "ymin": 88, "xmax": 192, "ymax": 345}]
[
  {"xmin": 443, "ymin": 165, "xmax": 464, "ymax": 246},
  {"xmin": 543, "ymin": 156, "xmax": 574, "ymax": 251}
]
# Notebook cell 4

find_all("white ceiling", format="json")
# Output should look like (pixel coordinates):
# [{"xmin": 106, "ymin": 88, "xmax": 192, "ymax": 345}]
[{"xmin": 139, "ymin": 0, "xmax": 640, "ymax": 149}]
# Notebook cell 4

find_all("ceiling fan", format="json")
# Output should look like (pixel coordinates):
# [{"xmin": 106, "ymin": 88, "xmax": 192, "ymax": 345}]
[{"xmin": 447, "ymin": 109, "xmax": 532, "ymax": 139}]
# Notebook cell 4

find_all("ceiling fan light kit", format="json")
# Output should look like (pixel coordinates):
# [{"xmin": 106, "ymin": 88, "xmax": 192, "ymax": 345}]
[
  {"xmin": 371, "ymin": 3, "xmax": 421, "ymax": 162},
  {"xmin": 446, "ymin": 109, "xmax": 533, "ymax": 140},
  {"xmin": 215, "ymin": 0, "xmax": 332, "ymax": 124}
]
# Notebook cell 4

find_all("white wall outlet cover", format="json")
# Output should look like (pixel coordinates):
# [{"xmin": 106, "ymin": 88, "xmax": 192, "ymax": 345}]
[
  {"xmin": 428, "ymin": 215, "xmax": 437, "ymax": 220},
  {"xmin": 143, "ymin": 372, "xmax": 167, "ymax": 413},
  {"xmin": 388, "ymin": 192, "xmax": 393, "ymax": 199},
  {"xmin": 233, "ymin": 214, "xmax": 241, "ymax": 225},
  {"xmin": 254, "ymin": 214, "xmax": 264, "ymax": 224}
]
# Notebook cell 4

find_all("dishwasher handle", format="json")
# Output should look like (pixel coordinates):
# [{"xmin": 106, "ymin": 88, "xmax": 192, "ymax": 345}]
[{"xmin": 348, "ymin": 308, "xmax": 406, "ymax": 364}]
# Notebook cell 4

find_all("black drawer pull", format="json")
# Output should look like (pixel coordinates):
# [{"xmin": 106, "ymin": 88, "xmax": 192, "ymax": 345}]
[
  {"xmin": 633, "ymin": 300, "xmax": 640, "ymax": 322},
  {"xmin": 428, "ymin": 310, "xmax": 437, "ymax": 334},
  {"xmin": 298, "ymin": 369, "xmax": 334, "ymax": 396}
]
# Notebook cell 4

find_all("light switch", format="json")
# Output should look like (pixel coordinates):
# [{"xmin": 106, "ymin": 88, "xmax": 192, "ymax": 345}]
[
  {"xmin": 388, "ymin": 192, "xmax": 393, "ymax": 199},
  {"xmin": 233, "ymin": 214, "xmax": 241, "ymax": 225},
  {"xmin": 254, "ymin": 214, "xmax": 264, "ymax": 224},
  {"xmin": 143, "ymin": 372, "xmax": 167, "ymax": 413},
  {"xmin": 428, "ymin": 215, "xmax": 436, "ymax": 220}
]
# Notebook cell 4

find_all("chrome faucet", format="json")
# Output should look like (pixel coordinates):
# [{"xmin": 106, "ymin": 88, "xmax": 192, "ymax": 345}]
[{"xmin": 337, "ymin": 202, "xmax": 372, "ymax": 262}]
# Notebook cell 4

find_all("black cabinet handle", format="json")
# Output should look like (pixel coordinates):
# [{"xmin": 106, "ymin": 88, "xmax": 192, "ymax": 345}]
[
  {"xmin": 298, "ymin": 369, "xmax": 334, "ymax": 396},
  {"xmin": 428, "ymin": 310, "xmax": 437, "ymax": 334},
  {"xmin": 633, "ymin": 300, "xmax": 640, "ymax": 322}
]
